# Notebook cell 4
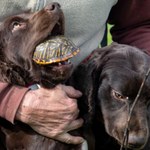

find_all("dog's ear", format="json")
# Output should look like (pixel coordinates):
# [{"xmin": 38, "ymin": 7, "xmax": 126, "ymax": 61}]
[
  {"xmin": 0, "ymin": 26, "xmax": 11, "ymax": 83},
  {"xmin": 69, "ymin": 62, "xmax": 97, "ymax": 123},
  {"xmin": 85, "ymin": 46, "xmax": 113, "ymax": 116},
  {"xmin": 0, "ymin": 27, "xmax": 6, "ymax": 56},
  {"xmin": 0, "ymin": 23, "xmax": 13, "ymax": 58},
  {"xmin": 0, "ymin": 25, "xmax": 30, "ymax": 86},
  {"xmin": 69, "ymin": 46, "xmax": 113, "ymax": 123}
]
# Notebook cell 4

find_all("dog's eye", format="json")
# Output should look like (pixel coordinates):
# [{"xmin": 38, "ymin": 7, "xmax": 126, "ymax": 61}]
[
  {"xmin": 112, "ymin": 89, "xmax": 128, "ymax": 101},
  {"xmin": 11, "ymin": 21, "xmax": 26, "ymax": 32},
  {"xmin": 12, "ymin": 21, "xmax": 20, "ymax": 28}
]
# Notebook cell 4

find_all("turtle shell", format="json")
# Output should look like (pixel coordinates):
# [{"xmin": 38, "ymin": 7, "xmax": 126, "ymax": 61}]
[{"xmin": 33, "ymin": 36, "xmax": 80, "ymax": 65}]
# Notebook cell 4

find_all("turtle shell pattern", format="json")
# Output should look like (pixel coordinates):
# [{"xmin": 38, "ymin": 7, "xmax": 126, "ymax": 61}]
[{"xmin": 33, "ymin": 36, "xmax": 80, "ymax": 65}]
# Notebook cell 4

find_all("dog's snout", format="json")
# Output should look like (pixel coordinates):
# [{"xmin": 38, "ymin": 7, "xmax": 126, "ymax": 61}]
[
  {"xmin": 128, "ymin": 133, "xmax": 147, "ymax": 149},
  {"xmin": 45, "ymin": 2, "xmax": 61, "ymax": 12}
]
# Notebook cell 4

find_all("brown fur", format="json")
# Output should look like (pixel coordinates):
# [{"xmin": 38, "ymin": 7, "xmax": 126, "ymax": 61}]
[
  {"xmin": 0, "ymin": 3, "xmax": 89, "ymax": 150},
  {"xmin": 1, "ymin": 2, "xmax": 150, "ymax": 150},
  {"xmin": 0, "ymin": 2, "xmax": 75, "ymax": 89}
]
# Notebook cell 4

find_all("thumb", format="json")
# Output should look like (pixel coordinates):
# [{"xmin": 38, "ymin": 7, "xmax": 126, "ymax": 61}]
[
  {"xmin": 55, "ymin": 133, "xmax": 85, "ymax": 144},
  {"xmin": 63, "ymin": 85, "xmax": 82, "ymax": 98}
]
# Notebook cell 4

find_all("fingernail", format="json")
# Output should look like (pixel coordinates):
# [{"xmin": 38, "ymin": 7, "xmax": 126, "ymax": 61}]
[
  {"xmin": 77, "ymin": 91, "xmax": 82, "ymax": 96},
  {"xmin": 79, "ymin": 138, "xmax": 85, "ymax": 144}
]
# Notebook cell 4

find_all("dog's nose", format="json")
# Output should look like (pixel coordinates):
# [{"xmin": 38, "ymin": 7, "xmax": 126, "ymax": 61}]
[
  {"xmin": 45, "ymin": 2, "xmax": 61, "ymax": 12},
  {"xmin": 128, "ymin": 134, "xmax": 146, "ymax": 149}
]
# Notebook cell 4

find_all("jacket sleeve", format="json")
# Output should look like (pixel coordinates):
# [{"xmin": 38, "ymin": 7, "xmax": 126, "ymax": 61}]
[
  {"xmin": 108, "ymin": 0, "xmax": 150, "ymax": 54},
  {"xmin": 0, "ymin": 82, "xmax": 29, "ymax": 123}
]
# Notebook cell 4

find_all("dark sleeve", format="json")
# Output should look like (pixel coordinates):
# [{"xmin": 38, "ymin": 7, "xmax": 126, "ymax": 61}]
[
  {"xmin": 108, "ymin": 0, "xmax": 150, "ymax": 54},
  {"xmin": 0, "ymin": 82, "xmax": 28, "ymax": 123}
]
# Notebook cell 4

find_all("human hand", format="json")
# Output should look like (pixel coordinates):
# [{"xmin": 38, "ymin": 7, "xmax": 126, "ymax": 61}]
[{"xmin": 15, "ymin": 84, "xmax": 84, "ymax": 144}]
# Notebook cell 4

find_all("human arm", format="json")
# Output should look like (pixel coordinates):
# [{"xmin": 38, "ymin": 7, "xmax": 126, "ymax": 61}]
[
  {"xmin": 0, "ymin": 82, "xmax": 28, "ymax": 123},
  {"xmin": 108, "ymin": 0, "xmax": 150, "ymax": 54},
  {"xmin": 0, "ymin": 83, "xmax": 84, "ymax": 144}
]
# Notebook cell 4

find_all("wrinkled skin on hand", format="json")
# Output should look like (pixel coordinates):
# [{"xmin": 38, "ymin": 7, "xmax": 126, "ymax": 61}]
[{"xmin": 16, "ymin": 84, "xmax": 84, "ymax": 144}]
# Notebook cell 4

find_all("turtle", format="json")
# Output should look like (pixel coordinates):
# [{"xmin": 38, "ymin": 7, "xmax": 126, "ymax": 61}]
[{"xmin": 32, "ymin": 36, "xmax": 80, "ymax": 65}]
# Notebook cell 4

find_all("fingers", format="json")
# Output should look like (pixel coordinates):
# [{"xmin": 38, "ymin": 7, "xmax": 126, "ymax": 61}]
[
  {"xmin": 56, "ymin": 133, "xmax": 85, "ymax": 144},
  {"xmin": 55, "ymin": 119, "xmax": 84, "ymax": 144},
  {"xmin": 61, "ymin": 85, "xmax": 82, "ymax": 98},
  {"xmin": 67, "ymin": 118, "xmax": 84, "ymax": 132}
]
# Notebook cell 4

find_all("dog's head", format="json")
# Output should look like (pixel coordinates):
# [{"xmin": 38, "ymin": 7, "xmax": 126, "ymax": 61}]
[
  {"xmin": 0, "ymin": 3, "xmax": 76, "ymax": 88},
  {"xmin": 95, "ymin": 43, "xmax": 150, "ymax": 149},
  {"xmin": 74, "ymin": 43, "xmax": 150, "ymax": 149}
]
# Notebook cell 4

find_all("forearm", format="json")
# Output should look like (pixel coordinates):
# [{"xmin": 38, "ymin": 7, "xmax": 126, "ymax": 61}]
[
  {"xmin": 0, "ymin": 82, "xmax": 28, "ymax": 123},
  {"xmin": 108, "ymin": 0, "xmax": 150, "ymax": 54},
  {"xmin": 110, "ymin": 26, "xmax": 150, "ymax": 55}
]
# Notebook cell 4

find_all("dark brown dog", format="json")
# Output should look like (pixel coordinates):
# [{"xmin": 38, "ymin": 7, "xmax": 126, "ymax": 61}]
[
  {"xmin": 0, "ymin": 2, "xmax": 75, "ymax": 89},
  {"xmin": 0, "ymin": 2, "xmax": 91, "ymax": 150},
  {"xmin": 71, "ymin": 43, "xmax": 150, "ymax": 150}
]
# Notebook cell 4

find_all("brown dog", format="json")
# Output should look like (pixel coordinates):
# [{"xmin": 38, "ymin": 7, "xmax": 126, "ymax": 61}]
[
  {"xmin": 71, "ymin": 43, "xmax": 150, "ymax": 150},
  {"xmin": 0, "ymin": 2, "xmax": 76, "ymax": 89},
  {"xmin": 0, "ymin": 2, "xmax": 90, "ymax": 150}
]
